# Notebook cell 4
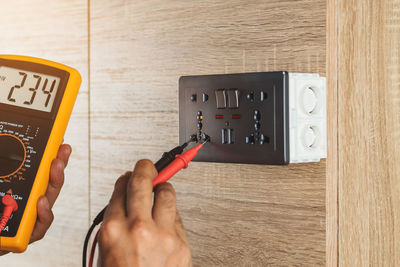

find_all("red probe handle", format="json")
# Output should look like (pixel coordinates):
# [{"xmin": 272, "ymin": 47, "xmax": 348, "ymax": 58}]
[
  {"xmin": 0, "ymin": 194, "xmax": 18, "ymax": 232},
  {"xmin": 152, "ymin": 144, "xmax": 203, "ymax": 187}
]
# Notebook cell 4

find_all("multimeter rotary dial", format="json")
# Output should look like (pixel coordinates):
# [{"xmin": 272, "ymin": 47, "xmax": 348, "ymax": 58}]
[{"xmin": 0, "ymin": 133, "xmax": 26, "ymax": 179}]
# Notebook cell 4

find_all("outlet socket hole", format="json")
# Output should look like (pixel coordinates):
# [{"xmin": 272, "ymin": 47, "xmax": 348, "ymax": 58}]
[{"xmin": 301, "ymin": 85, "xmax": 321, "ymax": 115}]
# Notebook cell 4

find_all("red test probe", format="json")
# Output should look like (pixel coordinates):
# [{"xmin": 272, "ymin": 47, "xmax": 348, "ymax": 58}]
[
  {"xmin": 152, "ymin": 142, "xmax": 205, "ymax": 187},
  {"xmin": 0, "ymin": 190, "xmax": 18, "ymax": 232}
]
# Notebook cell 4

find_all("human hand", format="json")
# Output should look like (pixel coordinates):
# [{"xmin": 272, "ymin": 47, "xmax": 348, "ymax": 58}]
[
  {"xmin": 99, "ymin": 159, "xmax": 193, "ymax": 267},
  {"xmin": 0, "ymin": 144, "xmax": 71, "ymax": 256}
]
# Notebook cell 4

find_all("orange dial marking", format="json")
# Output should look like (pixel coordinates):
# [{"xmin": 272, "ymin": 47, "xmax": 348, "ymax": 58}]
[{"xmin": 0, "ymin": 133, "xmax": 27, "ymax": 179}]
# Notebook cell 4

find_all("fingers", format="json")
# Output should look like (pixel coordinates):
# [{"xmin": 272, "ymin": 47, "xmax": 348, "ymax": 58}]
[
  {"xmin": 46, "ymin": 158, "xmax": 65, "ymax": 208},
  {"xmin": 126, "ymin": 160, "xmax": 157, "ymax": 221},
  {"xmin": 29, "ymin": 145, "xmax": 71, "ymax": 244},
  {"xmin": 153, "ymin": 183, "xmax": 177, "ymax": 229},
  {"xmin": 30, "ymin": 197, "xmax": 54, "ymax": 243},
  {"xmin": 57, "ymin": 144, "xmax": 72, "ymax": 167},
  {"xmin": 103, "ymin": 172, "xmax": 130, "ymax": 221},
  {"xmin": 46, "ymin": 144, "xmax": 71, "ymax": 208}
]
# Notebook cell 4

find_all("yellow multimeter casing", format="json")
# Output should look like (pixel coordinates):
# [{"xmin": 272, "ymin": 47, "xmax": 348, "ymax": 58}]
[{"xmin": 0, "ymin": 55, "xmax": 81, "ymax": 252}]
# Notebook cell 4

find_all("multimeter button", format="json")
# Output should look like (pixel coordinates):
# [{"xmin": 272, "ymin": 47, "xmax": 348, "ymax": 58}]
[
  {"xmin": 260, "ymin": 91, "xmax": 267, "ymax": 101},
  {"xmin": 215, "ymin": 90, "xmax": 227, "ymax": 109},
  {"xmin": 246, "ymin": 92, "xmax": 254, "ymax": 101},
  {"xmin": 254, "ymin": 110, "xmax": 261, "ymax": 121},
  {"xmin": 191, "ymin": 94, "xmax": 197, "ymax": 101},
  {"xmin": 227, "ymin": 89, "xmax": 239, "ymax": 108},
  {"xmin": 202, "ymin": 93, "xmax": 209, "ymax": 102},
  {"xmin": 197, "ymin": 111, "xmax": 202, "ymax": 116}
]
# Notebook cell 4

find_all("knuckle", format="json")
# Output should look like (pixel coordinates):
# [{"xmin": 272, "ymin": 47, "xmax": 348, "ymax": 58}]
[
  {"xmin": 161, "ymin": 232, "xmax": 177, "ymax": 251},
  {"xmin": 129, "ymin": 220, "xmax": 153, "ymax": 240},
  {"xmin": 100, "ymin": 219, "xmax": 123, "ymax": 243}
]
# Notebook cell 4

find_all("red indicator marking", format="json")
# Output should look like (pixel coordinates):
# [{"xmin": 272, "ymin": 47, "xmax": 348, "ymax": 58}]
[
  {"xmin": 232, "ymin": 114, "xmax": 241, "ymax": 119},
  {"xmin": 216, "ymin": 115, "xmax": 224, "ymax": 119}
]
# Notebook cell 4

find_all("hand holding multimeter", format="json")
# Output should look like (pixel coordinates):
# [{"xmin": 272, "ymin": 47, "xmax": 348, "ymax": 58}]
[{"xmin": 0, "ymin": 55, "xmax": 81, "ymax": 252}]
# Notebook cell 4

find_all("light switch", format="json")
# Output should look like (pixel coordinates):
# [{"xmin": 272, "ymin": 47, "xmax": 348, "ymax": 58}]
[
  {"xmin": 227, "ymin": 89, "xmax": 239, "ymax": 108},
  {"xmin": 215, "ymin": 90, "xmax": 227, "ymax": 109}
]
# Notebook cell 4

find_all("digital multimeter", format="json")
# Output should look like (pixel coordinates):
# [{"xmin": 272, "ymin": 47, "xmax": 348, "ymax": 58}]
[{"xmin": 0, "ymin": 55, "xmax": 81, "ymax": 252}]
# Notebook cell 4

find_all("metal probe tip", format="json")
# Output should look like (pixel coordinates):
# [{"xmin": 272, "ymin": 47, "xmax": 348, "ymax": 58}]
[{"xmin": 201, "ymin": 136, "xmax": 210, "ymax": 145}]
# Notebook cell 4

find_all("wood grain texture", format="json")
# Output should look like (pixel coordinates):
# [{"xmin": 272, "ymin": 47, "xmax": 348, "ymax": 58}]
[
  {"xmin": 326, "ymin": 0, "xmax": 338, "ymax": 266},
  {"xmin": 0, "ymin": 1, "xmax": 89, "ymax": 266},
  {"xmin": 90, "ymin": 0, "xmax": 327, "ymax": 266},
  {"xmin": 338, "ymin": 0, "xmax": 400, "ymax": 266}
]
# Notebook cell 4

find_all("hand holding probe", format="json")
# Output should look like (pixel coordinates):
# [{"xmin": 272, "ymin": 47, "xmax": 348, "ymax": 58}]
[{"xmin": 83, "ymin": 136, "xmax": 207, "ymax": 267}]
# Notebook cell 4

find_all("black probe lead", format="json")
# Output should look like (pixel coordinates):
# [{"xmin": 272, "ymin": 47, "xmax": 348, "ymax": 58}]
[
  {"xmin": 82, "ymin": 139, "xmax": 195, "ymax": 267},
  {"xmin": 154, "ymin": 143, "xmax": 189, "ymax": 171}
]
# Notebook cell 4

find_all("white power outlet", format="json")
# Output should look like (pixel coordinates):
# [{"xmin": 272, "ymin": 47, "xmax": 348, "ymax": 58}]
[{"xmin": 288, "ymin": 73, "xmax": 327, "ymax": 163}]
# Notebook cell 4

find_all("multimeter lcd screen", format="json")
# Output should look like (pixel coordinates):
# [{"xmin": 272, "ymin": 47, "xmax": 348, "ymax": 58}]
[{"xmin": 0, "ymin": 66, "xmax": 61, "ymax": 112}]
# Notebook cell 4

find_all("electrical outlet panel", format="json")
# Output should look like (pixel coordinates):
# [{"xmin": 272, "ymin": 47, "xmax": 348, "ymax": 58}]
[{"xmin": 179, "ymin": 72, "xmax": 326, "ymax": 165}]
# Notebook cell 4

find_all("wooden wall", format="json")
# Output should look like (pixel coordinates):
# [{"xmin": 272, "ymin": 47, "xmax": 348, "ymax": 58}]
[
  {"xmin": 338, "ymin": 0, "xmax": 400, "ymax": 266},
  {"xmin": 1, "ymin": 0, "xmax": 328, "ymax": 266}
]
